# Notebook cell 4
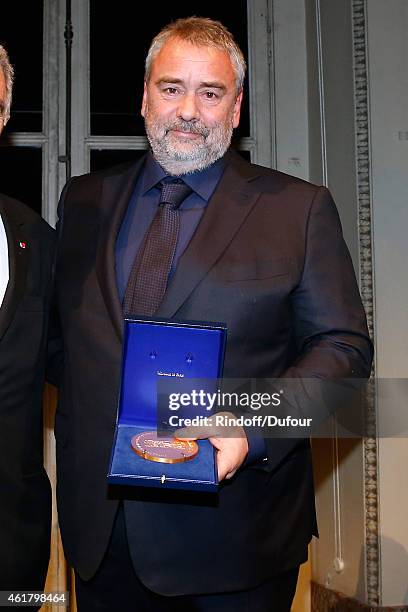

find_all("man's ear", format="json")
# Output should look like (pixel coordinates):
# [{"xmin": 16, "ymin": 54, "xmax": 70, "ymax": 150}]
[
  {"xmin": 141, "ymin": 81, "xmax": 148, "ymax": 117},
  {"xmin": 232, "ymin": 90, "xmax": 243, "ymax": 129}
]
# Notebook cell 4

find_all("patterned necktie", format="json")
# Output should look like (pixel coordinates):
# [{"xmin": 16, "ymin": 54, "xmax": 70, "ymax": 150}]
[{"xmin": 123, "ymin": 179, "xmax": 193, "ymax": 317}]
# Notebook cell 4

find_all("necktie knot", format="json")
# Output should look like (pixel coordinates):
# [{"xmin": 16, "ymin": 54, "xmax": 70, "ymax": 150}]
[{"xmin": 159, "ymin": 179, "xmax": 193, "ymax": 209}]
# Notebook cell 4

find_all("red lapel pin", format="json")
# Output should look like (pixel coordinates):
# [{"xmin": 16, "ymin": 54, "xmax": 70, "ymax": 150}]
[{"xmin": 19, "ymin": 241, "xmax": 27, "ymax": 249}]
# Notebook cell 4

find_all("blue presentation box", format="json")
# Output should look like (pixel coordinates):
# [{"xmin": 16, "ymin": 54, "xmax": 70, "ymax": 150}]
[{"xmin": 107, "ymin": 317, "xmax": 226, "ymax": 492}]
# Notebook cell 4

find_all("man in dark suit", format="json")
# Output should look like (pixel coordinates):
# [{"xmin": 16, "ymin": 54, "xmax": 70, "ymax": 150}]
[
  {"xmin": 0, "ymin": 45, "xmax": 53, "ymax": 599},
  {"xmin": 54, "ymin": 17, "xmax": 372, "ymax": 611}
]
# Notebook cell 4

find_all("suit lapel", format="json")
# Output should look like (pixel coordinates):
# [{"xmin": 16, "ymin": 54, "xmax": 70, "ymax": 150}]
[
  {"xmin": 157, "ymin": 153, "xmax": 262, "ymax": 318},
  {"xmin": 0, "ymin": 197, "xmax": 29, "ymax": 340},
  {"xmin": 95, "ymin": 158, "xmax": 145, "ymax": 341}
]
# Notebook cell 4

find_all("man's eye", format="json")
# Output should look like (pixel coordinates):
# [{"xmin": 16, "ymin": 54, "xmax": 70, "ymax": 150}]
[
  {"xmin": 164, "ymin": 87, "xmax": 179, "ymax": 95},
  {"xmin": 204, "ymin": 91, "xmax": 218, "ymax": 99}
]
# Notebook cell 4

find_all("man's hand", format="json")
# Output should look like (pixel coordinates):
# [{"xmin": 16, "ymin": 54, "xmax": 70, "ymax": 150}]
[{"xmin": 175, "ymin": 411, "xmax": 249, "ymax": 481}]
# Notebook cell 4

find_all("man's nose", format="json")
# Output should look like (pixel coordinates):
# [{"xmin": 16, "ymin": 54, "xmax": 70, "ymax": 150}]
[{"xmin": 176, "ymin": 93, "xmax": 199, "ymax": 122}]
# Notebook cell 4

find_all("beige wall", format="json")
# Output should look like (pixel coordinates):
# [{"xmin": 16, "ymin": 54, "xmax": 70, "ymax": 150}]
[{"xmin": 367, "ymin": 0, "xmax": 408, "ymax": 604}]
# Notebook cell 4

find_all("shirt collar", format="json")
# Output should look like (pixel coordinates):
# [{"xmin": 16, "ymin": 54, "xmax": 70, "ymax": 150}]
[{"xmin": 141, "ymin": 151, "xmax": 226, "ymax": 203}]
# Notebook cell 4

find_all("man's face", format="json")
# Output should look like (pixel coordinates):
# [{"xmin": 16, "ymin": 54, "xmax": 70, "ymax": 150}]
[
  {"xmin": 142, "ymin": 38, "xmax": 242, "ymax": 175},
  {"xmin": 0, "ymin": 68, "xmax": 7, "ymax": 135}
]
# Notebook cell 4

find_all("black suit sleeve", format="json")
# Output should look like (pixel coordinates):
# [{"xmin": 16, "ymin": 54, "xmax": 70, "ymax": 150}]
[
  {"xmin": 46, "ymin": 179, "xmax": 74, "ymax": 387},
  {"xmin": 262, "ymin": 187, "xmax": 373, "ymax": 472}
]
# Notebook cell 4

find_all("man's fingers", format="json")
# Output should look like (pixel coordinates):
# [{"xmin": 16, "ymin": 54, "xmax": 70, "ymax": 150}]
[
  {"xmin": 209, "ymin": 437, "xmax": 249, "ymax": 482},
  {"xmin": 207, "ymin": 436, "xmax": 223, "ymax": 450},
  {"xmin": 174, "ymin": 425, "xmax": 213, "ymax": 440},
  {"xmin": 176, "ymin": 422, "xmax": 249, "ymax": 481},
  {"xmin": 215, "ymin": 452, "xmax": 237, "ymax": 481},
  {"xmin": 175, "ymin": 417, "xmax": 223, "ymax": 440},
  {"xmin": 175, "ymin": 412, "xmax": 246, "ymax": 441}
]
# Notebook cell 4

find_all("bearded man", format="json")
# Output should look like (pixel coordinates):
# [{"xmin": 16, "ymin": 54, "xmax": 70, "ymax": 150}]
[{"xmin": 54, "ymin": 17, "xmax": 372, "ymax": 612}]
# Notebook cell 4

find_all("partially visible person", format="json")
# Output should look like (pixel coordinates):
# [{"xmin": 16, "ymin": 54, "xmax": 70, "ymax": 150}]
[{"xmin": 0, "ymin": 44, "xmax": 53, "ymax": 601}]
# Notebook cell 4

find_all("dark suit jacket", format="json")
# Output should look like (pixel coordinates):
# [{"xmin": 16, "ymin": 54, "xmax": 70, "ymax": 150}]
[
  {"xmin": 0, "ymin": 194, "xmax": 54, "ymax": 591},
  {"xmin": 55, "ymin": 150, "xmax": 372, "ymax": 595}
]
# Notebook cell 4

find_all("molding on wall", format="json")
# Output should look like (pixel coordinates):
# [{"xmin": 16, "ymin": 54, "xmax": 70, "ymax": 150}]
[
  {"xmin": 247, "ymin": 0, "xmax": 276, "ymax": 167},
  {"xmin": 311, "ymin": 583, "xmax": 408, "ymax": 612},
  {"xmin": 352, "ymin": 0, "xmax": 379, "ymax": 606},
  {"xmin": 314, "ymin": 0, "xmax": 328, "ymax": 187}
]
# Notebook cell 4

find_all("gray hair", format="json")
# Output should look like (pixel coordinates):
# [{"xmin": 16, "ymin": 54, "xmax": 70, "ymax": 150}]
[
  {"xmin": 145, "ymin": 17, "xmax": 246, "ymax": 94},
  {"xmin": 0, "ymin": 44, "xmax": 14, "ymax": 123}
]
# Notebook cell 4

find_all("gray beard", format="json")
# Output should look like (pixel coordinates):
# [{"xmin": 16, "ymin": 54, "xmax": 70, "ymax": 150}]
[{"xmin": 144, "ymin": 117, "xmax": 233, "ymax": 175}]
